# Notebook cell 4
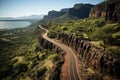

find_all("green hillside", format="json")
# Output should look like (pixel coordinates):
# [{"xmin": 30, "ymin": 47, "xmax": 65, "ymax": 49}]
[
  {"xmin": 43, "ymin": 17, "xmax": 120, "ymax": 59},
  {"xmin": 0, "ymin": 23, "xmax": 59, "ymax": 80}
]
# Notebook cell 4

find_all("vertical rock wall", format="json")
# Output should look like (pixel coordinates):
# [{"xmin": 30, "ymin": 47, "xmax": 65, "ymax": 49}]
[
  {"xmin": 105, "ymin": 0, "xmax": 120, "ymax": 23},
  {"xmin": 89, "ymin": 1, "xmax": 106, "ymax": 18},
  {"xmin": 58, "ymin": 32, "xmax": 120, "ymax": 78},
  {"xmin": 89, "ymin": 0, "xmax": 120, "ymax": 23}
]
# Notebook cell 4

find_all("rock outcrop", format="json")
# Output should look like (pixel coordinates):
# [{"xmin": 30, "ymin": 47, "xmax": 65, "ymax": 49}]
[
  {"xmin": 89, "ymin": 1, "xmax": 106, "ymax": 18},
  {"xmin": 58, "ymin": 32, "xmax": 120, "ymax": 78},
  {"xmin": 106, "ymin": 0, "xmax": 120, "ymax": 23},
  {"xmin": 89, "ymin": 0, "xmax": 120, "ymax": 23}
]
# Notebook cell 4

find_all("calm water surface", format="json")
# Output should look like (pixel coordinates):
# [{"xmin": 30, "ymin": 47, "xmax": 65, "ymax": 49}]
[{"xmin": 0, "ymin": 21, "xmax": 31, "ymax": 29}]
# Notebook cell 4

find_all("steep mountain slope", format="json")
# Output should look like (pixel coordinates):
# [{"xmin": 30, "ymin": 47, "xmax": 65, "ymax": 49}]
[
  {"xmin": 89, "ymin": 1, "xmax": 106, "ymax": 18},
  {"xmin": 89, "ymin": 0, "xmax": 120, "ymax": 23},
  {"xmin": 69, "ymin": 4, "xmax": 93, "ymax": 18},
  {"xmin": 41, "ymin": 3, "xmax": 94, "ymax": 23}
]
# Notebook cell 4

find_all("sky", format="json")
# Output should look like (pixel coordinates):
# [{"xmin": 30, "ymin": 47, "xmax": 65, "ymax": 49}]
[{"xmin": 0, "ymin": 0, "xmax": 104, "ymax": 18}]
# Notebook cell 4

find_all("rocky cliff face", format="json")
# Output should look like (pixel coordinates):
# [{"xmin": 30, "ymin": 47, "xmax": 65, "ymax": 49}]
[
  {"xmin": 58, "ymin": 32, "xmax": 120, "ymax": 78},
  {"xmin": 89, "ymin": 1, "xmax": 106, "ymax": 18},
  {"xmin": 89, "ymin": 0, "xmax": 120, "ymax": 23},
  {"xmin": 106, "ymin": 0, "xmax": 120, "ymax": 23}
]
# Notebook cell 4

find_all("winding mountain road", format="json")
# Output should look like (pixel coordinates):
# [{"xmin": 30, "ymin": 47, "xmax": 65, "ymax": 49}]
[{"xmin": 39, "ymin": 25, "xmax": 81, "ymax": 80}]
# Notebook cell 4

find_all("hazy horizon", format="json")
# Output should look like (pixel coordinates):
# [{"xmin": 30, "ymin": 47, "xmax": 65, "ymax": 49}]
[
  {"xmin": 0, "ymin": 0, "xmax": 104, "ymax": 18},
  {"xmin": 0, "ymin": 14, "xmax": 44, "ymax": 18}
]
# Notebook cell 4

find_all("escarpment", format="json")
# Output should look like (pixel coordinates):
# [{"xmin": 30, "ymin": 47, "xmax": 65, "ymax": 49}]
[
  {"xmin": 89, "ymin": 0, "xmax": 120, "ymax": 23},
  {"xmin": 37, "ymin": 35, "xmax": 65, "ymax": 80},
  {"xmin": 58, "ymin": 32, "xmax": 120, "ymax": 78},
  {"xmin": 89, "ymin": 1, "xmax": 106, "ymax": 18},
  {"xmin": 106, "ymin": 0, "xmax": 120, "ymax": 23}
]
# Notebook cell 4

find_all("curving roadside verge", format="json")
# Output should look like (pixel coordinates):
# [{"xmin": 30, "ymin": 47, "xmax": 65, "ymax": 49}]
[{"xmin": 39, "ymin": 25, "xmax": 81, "ymax": 80}]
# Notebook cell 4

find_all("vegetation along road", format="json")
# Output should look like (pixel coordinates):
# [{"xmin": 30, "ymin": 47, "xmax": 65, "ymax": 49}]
[{"xmin": 39, "ymin": 25, "xmax": 81, "ymax": 80}]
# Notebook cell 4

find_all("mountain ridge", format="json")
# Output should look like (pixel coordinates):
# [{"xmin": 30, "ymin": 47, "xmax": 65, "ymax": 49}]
[{"xmin": 41, "ymin": 3, "xmax": 94, "ymax": 23}]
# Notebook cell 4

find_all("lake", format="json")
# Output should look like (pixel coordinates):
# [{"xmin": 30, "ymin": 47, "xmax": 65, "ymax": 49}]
[{"xmin": 0, "ymin": 21, "xmax": 31, "ymax": 29}]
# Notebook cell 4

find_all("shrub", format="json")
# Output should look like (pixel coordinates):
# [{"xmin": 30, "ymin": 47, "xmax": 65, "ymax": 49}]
[
  {"xmin": 13, "ymin": 62, "xmax": 28, "ymax": 74},
  {"xmin": 106, "ymin": 46, "xmax": 120, "ymax": 59},
  {"xmin": 48, "ymin": 54, "xmax": 58, "ymax": 63},
  {"xmin": 37, "ymin": 67, "xmax": 47, "ymax": 78},
  {"xmin": 48, "ymin": 31, "xmax": 58, "ymax": 38}
]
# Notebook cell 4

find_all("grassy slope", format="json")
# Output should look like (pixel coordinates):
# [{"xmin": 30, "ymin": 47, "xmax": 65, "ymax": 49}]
[
  {"xmin": 46, "ymin": 18, "xmax": 120, "ymax": 59},
  {"xmin": 0, "ymin": 23, "xmax": 58, "ymax": 80}
]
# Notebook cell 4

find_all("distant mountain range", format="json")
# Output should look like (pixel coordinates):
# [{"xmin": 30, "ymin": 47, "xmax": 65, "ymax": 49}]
[
  {"xmin": 0, "ymin": 15, "xmax": 44, "ymax": 20},
  {"xmin": 41, "ymin": 3, "xmax": 94, "ymax": 23}
]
